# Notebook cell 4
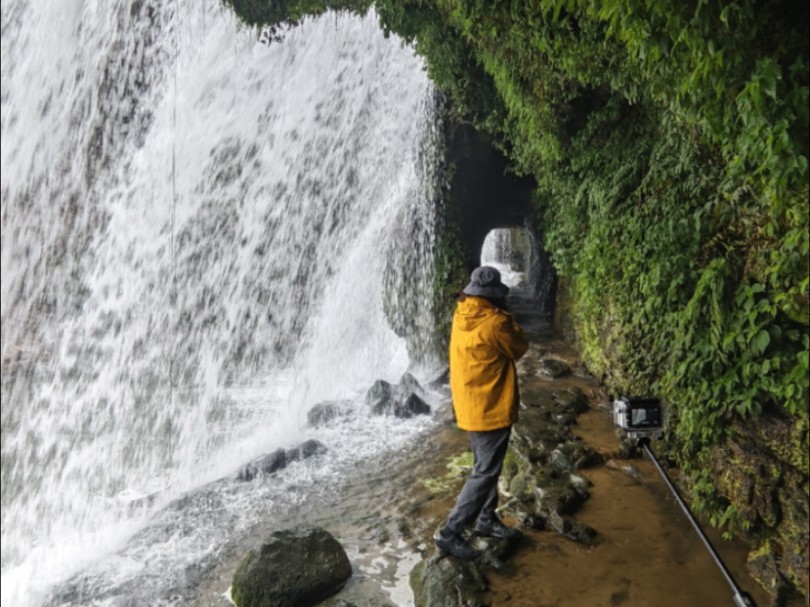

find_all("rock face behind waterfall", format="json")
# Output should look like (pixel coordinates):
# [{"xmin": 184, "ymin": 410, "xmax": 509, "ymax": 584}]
[{"xmin": 231, "ymin": 527, "xmax": 351, "ymax": 607}]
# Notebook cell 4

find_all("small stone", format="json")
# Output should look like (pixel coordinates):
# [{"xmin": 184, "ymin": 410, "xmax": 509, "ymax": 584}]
[
  {"xmin": 538, "ymin": 358, "xmax": 571, "ymax": 378},
  {"xmin": 550, "ymin": 449, "xmax": 573, "ymax": 474}
]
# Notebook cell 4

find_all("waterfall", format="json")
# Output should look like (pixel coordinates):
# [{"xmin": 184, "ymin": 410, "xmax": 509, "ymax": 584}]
[
  {"xmin": 1, "ymin": 3, "xmax": 439, "ymax": 605},
  {"xmin": 481, "ymin": 227, "xmax": 532, "ymax": 288}
]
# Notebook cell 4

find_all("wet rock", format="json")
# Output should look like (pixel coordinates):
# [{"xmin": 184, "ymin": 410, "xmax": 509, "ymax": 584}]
[
  {"xmin": 231, "ymin": 526, "xmax": 351, "ymax": 607},
  {"xmin": 617, "ymin": 437, "xmax": 640, "ymax": 459},
  {"xmin": 779, "ymin": 492, "xmax": 810, "ymax": 595},
  {"xmin": 552, "ymin": 387, "xmax": 589, "ymax": 414},
  {"xmin": 550, "ymin": 449, "xmax": 574, "ymax": 474},
  {"xmin": 511, "ymin": 409, "xmax": 570, "ymax": 461},
  {"xmin": 574, "ymin": 450, "xmax": 604, "ymax": 470},
  {"xmin": 569, "ymin": 474, "xmax": 592, "ymax": 496},
  {"xmin": 535, "ymin": 483, "xmax": 587, "ymax": 516},
  {"xmin": 286, "ymin": 439, "xmax": 328, "ymax": 463},
  {"xmin": 508, "ymin": 469, "xmax": 537, "ymax": 501},
  {"xmin": 238, "ymin": 449, "xmax": 287, "ymax": 481},
  {"xmin": 409, "ymin": 553, "xmax": 488, "ymax": 607},
  {"xmin": 547, "ymin": 511, "xmax": 598, "ymax": 544},
  {"xmin": 538, "ymin": 358, "xmax": 571, "ymax": 378},
  {"xmin": 520, "ymin": 511, "xmax": 548, "ymax": 531},
  {"xmin": 521, "ymin": 387, "xmax": 558, "ymax": 410},
  {"xmin": 471, "ymin": 531, "xmax": 524, "ymax": 563},
  {"xmin": 237, "ymin": 440, "xmax": 327, "ymax": 482},
  {"xmin": 555, "ymin": 413, "xmax": 577, "ymax": 426},
  {"xmin": 307, "ymin": 400, "xmax": 351, "ymax": 428},
  {"xmin": 399, "ymin": 393, "xmax": 431, "ymax": 418},
  {"xmin": 399, "ymin": 372, "xmax": 424, "ymax": 396},
  {"xmin": 746, "ymin": 543, "xmax": 796, "ymax": 607},
  {"xmin": 433, "ymin": 399, "xmax": 456, "ymax": 425},
  {"xmin": 366, "ymin": 380, "xmax": 397, "ymax": 415},
  {"xmin": 367, "ymin": 379, "xmax": 431, "ymax": 418},
  {"xmin": 427, "ymin": 367, "xmax": 450, "ymax": 389}
]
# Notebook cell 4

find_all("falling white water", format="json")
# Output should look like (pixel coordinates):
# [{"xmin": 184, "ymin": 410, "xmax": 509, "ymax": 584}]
[
  {"xmin": 480, "ymin": 227, "xmax": 534, "ymax": 288},
  {"xmin": 1, "ymin": 2, "xmax": 441, "ymax": 605}
]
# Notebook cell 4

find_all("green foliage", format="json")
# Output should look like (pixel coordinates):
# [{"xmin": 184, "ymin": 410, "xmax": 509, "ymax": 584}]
[{"xmin": 365, "ymin": 0, "xmax": 809, "ymax": 542}]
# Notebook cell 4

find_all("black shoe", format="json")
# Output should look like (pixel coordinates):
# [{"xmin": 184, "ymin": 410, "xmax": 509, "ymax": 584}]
[
  {"xmin": 474, "ymin": 518, "xmax": 522, "ymax": 540},
  {"xmin": 433, "ymin": 528, "xmax": 482, "ymax": 561}
]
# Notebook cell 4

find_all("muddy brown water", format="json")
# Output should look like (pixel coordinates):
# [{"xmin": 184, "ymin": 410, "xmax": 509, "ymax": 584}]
[{"xmin": 192, "ymin": 318, "xmax": 790, "ymax": 606}]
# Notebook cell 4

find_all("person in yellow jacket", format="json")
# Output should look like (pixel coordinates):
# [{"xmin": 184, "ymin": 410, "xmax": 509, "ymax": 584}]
[{"xmin": 434, "ymin": 266, "xmax": 529, "ymax": 561}]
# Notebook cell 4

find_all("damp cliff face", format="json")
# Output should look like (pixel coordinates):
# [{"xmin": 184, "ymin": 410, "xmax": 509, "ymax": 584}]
[{"xmin": 227, "ymin": 1, "xmax": 809, "ymax": 601}]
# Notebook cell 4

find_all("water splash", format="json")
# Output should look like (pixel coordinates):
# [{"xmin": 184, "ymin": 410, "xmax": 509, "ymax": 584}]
[{"xmin": 1, "ymin": 3, "xmax": 439, "ymax": 604}]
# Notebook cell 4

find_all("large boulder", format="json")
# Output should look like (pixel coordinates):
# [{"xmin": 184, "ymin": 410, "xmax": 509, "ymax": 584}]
[{"xmin": 231, "ymin": 527, "xmax": 352, "ymax": 607}]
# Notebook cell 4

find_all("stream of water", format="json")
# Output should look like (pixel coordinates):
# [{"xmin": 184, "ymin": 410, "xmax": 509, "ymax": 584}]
[{"xmin": 1, "ymin": 3, "xmax": 442, "ymax": 605}]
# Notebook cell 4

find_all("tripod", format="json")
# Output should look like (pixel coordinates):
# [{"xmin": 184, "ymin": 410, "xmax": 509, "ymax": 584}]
[{"xmin": 636, "ymin": 437, "xmax": 757, "ymax": 607}]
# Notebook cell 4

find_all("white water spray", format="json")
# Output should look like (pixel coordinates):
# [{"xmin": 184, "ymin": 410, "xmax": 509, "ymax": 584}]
[
  {"xmin": 481, "ymin": 227, "xmax": 534, "ymax": 287},
  {"xmin": 1, "ymin": 3, "xmax": 440, "ymax": 605}
]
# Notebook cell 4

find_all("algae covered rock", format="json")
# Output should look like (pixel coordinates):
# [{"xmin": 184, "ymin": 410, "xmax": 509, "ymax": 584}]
[
  {"xmin": 409, "ymin": 554, "xmax": 488, "ymax": 607},
  {"xmin": 231, "ymin": 527, "xmax": 352, "ymax": 607}
]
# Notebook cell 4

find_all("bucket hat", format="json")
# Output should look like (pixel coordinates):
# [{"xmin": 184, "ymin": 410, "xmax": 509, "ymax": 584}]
[{"xmin": 462, "ymin": 266, "xmax": 509, "ymax": 299}]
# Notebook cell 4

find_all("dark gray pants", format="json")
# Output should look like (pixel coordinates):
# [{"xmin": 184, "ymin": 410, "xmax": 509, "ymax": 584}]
[{"xmin": 444, "ymin": 426, "xmax": 511, "ymax": 535}]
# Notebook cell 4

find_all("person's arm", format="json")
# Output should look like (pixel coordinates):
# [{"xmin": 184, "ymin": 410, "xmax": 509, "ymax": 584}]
[{"xmin": 491, "ymin": 313, "xmax": 529, "ymax": 360}]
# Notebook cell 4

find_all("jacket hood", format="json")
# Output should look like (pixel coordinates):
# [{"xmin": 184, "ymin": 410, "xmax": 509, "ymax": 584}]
[{"xmin": 454, "ymin": 296, "xmax": 502, "ymax": 331}]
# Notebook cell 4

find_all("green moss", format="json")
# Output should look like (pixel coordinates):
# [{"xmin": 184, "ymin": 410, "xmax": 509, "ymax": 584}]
[
  {"xmin": 230, "ymin": 549, "xmax": 258, "ymax": 607},
  {"xmin": 508, "ymin": 470, "xmax": 535, "ymax": 502},
  {"xmin": 501, "ymin": 448, "xmax": 520, "ymax": 485},
  {"xmin": 422, "ymin": 451, "xmax": 473, "ymax": 494}
]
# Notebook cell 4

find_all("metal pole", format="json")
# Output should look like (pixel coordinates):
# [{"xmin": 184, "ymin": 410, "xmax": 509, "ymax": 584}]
[{"xmin": 638, "ymin": 439, "xmax": 757, "ymax": 607}]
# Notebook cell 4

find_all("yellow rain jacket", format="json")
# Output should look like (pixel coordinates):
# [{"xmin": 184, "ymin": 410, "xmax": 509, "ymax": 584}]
[{"xmin": 449, "ymin": 296, "xmax": 529, "ymax": 431}]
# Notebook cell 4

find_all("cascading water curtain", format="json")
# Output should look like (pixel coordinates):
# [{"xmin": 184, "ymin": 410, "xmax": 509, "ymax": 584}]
[{"xmin": 1, "ymin": 2, "xmax": 441, "ymax": 605}]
